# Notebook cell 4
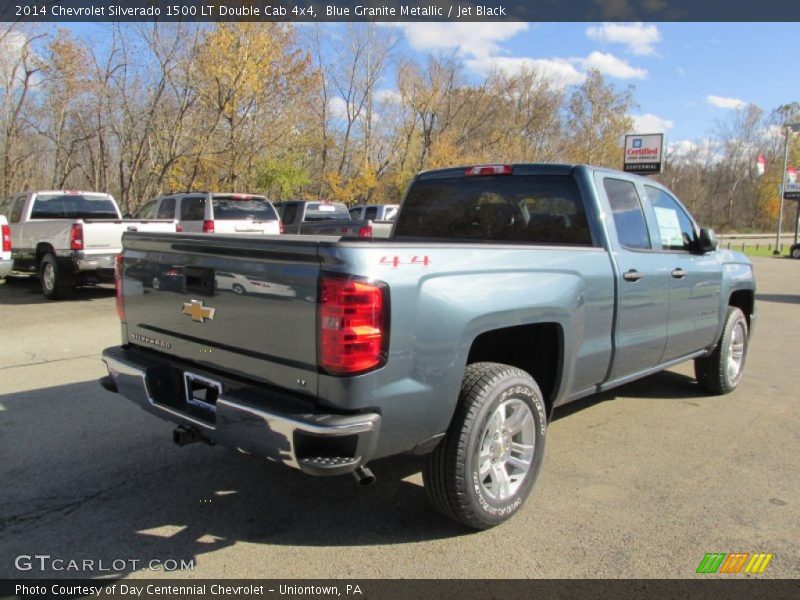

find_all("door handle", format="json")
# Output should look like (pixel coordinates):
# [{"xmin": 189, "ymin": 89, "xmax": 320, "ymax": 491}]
[
  {"xmin": 623, "ymin": 269, "xmax": 644, "ymax": 282},
  {"xmin": 671, "ymin": 268, "xmax": 688, "ymax": 279}
]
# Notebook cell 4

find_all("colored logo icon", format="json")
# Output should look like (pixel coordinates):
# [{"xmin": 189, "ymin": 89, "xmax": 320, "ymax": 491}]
[{"xmin": 696, "ymin": 553, "xmax": 773, "ymax": 574}]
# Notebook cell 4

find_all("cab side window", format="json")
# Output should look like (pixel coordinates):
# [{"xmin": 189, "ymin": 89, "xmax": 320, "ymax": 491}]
[
  {"xmin": 157, "ymin": 197, "xmax": 176, "ymax": 219},
  {"xmin": 645, "ymin": 186, "xmax": 697, "ymax": 252},
  {"xmin": 180, "ymin": 197, "xmax": 206, "ymax": 221},
  {"xmin": 135, "ymin": 200, "xmax": 159, "ymax": 220},
  {"xmin": 604, "ymin": 178, "xmax": 650, "ymax": 250}
]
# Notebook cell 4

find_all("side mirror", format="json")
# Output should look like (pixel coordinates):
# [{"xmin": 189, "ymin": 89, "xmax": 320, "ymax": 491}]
[{"xmin": 696, "ymin": 228, "xmax": 718, "ymax": 253}]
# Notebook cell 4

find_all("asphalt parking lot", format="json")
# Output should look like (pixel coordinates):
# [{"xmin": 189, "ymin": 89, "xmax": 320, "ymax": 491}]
[{"xmin": 0, "ymin": 256, "xmax": 798, "ymax": 579}]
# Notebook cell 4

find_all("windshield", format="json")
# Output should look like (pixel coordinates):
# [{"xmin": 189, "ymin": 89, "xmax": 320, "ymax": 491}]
[
  {"xmin": 304, "ymin": 202, "xmax": 350, "ymax": 221},
  {"xmin": 394, "ymin": 175, "xmax": 593, "ymax": 245},
  {"xmin": 30, "ymin": 194, "xmax": 119, "ymax": 220},
  {"xmin": 211, "ymin": 196, "xmax": 278, "ymax": 221}
]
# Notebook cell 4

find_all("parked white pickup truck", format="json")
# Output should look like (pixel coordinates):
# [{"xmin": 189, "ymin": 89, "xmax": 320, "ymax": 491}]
[{"xmin": 0, "ymin": 190, "xmax": 177, "ymax": 298}]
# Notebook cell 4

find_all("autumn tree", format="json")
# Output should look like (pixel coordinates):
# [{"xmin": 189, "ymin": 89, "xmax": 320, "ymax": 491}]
[{"xmin": 565, "ymin": 69, "xmax": 635, "ymax": 167}]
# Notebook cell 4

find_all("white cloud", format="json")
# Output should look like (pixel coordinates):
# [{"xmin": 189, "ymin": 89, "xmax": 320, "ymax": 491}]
[
  {"xmin": 388, "ymin": 22, "xmax": 644, "ymax": 88},
  {"xmin": 0, "ymin": 31, "xmax": 30, "ymax": 84},
  {"xmin": 586, "ymin": 22, "xmax": 661, "ymax": 56},
  {"xmin": 465, "ymin": 56, "xmax": 586, "ymax": 89},
  {"xmin": 581, "ymin": 52, "xmax": 647, "ymax": 79},
  {"xmin": 676, "ymin": 67, "xmax": 685, "ymax": 76},
  {"xmin": 706, "ymin": 95, "xmax": 747, "ymax": 110},
  {"xmin": 375, "ymin": 89, "xmax": 401, "ymax": 104},
  {"xmin": 631, "ymin": 113, "xmax": 674, "ymax": 133},
  {"xmin": 327, "ymin": 97, "xmax": 349, "ymax": 120},
  {"xmin": 668, "ymin": 138, "xmax": 724, "ymax": 163},
  {"xmin": 387, "ymin": 22, "xmax": 529, "ymax": 61}
]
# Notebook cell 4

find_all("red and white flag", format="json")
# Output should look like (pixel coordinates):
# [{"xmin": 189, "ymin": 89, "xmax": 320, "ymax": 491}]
[
  {"xmin": 788, "ymin": 167, "xmax": 798, "ymax": 184},
  {"xmin": 756, "ymin": 155, "xmax": 766, "ymax": 177}
]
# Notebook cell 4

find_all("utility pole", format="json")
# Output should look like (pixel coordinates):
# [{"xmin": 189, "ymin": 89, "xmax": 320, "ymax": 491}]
[
  {"xmin": 773, "ymin": 122, "xmax": 800, "ymax": 254},
  {"xmin": 773, "ymin": 126, "xmax": 790, "ymax": 255}
]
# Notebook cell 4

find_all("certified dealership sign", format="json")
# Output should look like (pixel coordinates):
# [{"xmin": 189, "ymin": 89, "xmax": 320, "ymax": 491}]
[
  {"xmin": 624, "ymin": 134, "xmax": 664, "ymax": 175},
  {"xmin": 784, "ymin": 182, "xmax": 800, "ymax": 201}
]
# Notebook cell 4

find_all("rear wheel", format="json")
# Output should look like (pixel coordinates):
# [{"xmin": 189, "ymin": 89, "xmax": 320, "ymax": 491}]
[
  {"xmin": 232, "ymin": 284, "xmax": 246, "ymax": 295},
  {"xmin": 39, "ymin": 253, "xmax": 74, "ymax": 300},
  {"xmin": 791, "ymin": 245, "xmax": 800, "ymax": 259},
  {"xmin": 423, "ymin": 362, "xmax": 547, "ymax": 529},
  {"xmin": 695, "ymin": 307, "xmax": 748, "ymax": 394}
]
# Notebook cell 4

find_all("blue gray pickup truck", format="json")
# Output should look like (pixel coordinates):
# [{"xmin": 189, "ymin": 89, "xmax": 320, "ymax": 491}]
[{"xmin": 101, "ymin": 164, "xmax": 755, "ymax": 529}]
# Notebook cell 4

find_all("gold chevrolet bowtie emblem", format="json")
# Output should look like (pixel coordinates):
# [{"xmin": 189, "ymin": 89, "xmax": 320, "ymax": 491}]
[{"xmin": 181, "ymin": 299, "xmax": 216, "ymax": 323}]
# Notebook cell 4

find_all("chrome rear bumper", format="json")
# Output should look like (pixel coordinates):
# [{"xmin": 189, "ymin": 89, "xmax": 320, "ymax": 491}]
[{"xmin": 101, "ymin": 346, "xmax": 380, "ymax": 476}]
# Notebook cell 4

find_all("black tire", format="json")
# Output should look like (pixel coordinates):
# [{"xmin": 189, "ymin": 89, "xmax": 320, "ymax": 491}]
[
  {"xmin": 423, "ymin": 362, "xmax": 547, "ymax": 529},
  {"xmin": 232, "ymin": 284, "xmax": 246, "ymax": 295},
  {"xmin": 39, "ymin": 253, "xmax": 74, "ymax": 300},
  {"xmin": 791, "ymin": 245, "xmax": 800, "ymax": 259},
  {"xmin": 695, "ymin": 307, "xmax": 749, "ymax": 395}
]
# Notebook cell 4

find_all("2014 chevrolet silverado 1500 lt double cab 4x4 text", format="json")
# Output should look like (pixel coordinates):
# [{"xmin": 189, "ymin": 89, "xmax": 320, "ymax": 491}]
[{"xmin": 100, "ymin": 164, "xmax": 755, "ymax": 529}]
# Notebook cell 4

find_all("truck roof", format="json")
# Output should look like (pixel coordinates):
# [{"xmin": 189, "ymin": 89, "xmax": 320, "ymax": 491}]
[{"xmin": 415, "ymin": 163, "xmax": 659, "ymax": 184}]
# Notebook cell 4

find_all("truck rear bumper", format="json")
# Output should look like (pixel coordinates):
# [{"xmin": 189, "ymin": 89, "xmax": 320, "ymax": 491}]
[
  {"xmin": 73, "ymin": 251, "xmax": 117, "ymax": 272},
  {"xmin": 101, "ymin": 345, "xmax": 381, "ymax": 477}
]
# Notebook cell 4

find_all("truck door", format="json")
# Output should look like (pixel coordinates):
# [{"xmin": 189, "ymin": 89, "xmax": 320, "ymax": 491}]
[
  {"xmin": 600, "ymin": 177, "xmax": 670, "ymax": 379},
  {"xmin": 641, "ymin": 184, "xmax": 722, "ymax": 361}
]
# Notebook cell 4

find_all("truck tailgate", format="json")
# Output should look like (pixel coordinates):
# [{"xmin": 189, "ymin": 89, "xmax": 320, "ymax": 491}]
[
  {"xmin": 120, "ymin": 232, "xmax": 322, "ymax": 395},
  {"xmin": 82, "ymin": 219, "xmax": 177, "ymax": 252}
]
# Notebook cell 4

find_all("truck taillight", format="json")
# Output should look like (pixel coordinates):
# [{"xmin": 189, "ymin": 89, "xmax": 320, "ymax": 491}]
[
  {"xmin": 114, "ymin": 254, "xmax": 125, "ymax": 321},
  {"xmin": 319, "ymin": 274, "xmax": 389, "ymax": 375},
  {"xmin": 202, "ymin": 220, "xmax": 215, "ymax": 233},
  {"xmin": 175, "ymin": 223, "xmax": 184, "ymax": 232},
  {"xmin": 358, "ymin": 224, "xmax": 373, "ymax": 238},
  {"xmin": 279, "ymin": 221, "xmax": 284, "ymax": 234},
  {"xmin": 70, "ymin": 223, "xmax": 84, "ymax": 250},
  {"xmin": 465, "ymin": 164, "xmax": 513, "ymax": 176},
  {"xmin": 1, "ymin": 224, "xmax": 10, "ymax": 252}
]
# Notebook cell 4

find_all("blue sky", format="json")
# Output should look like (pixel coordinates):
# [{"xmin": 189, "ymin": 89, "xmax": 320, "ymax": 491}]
[
  {"xmin": 65, "ymin": 21, "xmax": 799, "ymax": 149},
  {"xmin": 379, "ymin": 22, "xmax": 799, "ymax": 146}
]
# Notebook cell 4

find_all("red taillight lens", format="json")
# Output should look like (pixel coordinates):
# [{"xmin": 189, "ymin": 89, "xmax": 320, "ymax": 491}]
[
  {"xmin": 319, "ymin": 275, "xmax": 389, "ymax": 375},
  {"xmin": 358, "ymin": 224, "xmax": 373, "ymax": 238},
  {"xmin": 114, "ymin": 254, "xmax": 125, "ymax": 321},
  {"xmin": 70, "ymin": 223, "xmax": 84, "ymax": 250},
  {"xmin": 279, "ymin": 221, "xmax": 285, "ymax": 234},
  {"xmin": 1, "ymin": 224, "xmax": 10, "ymax": 252},
  {"xmin": 175, "ymin": 223, "xmax": 184, "ymax": 232},
  {"xmin": 202, "ymin": 220, "xmax": 215, "ymax": 233},
  {"xmin": 465, "ymin": 164, "xmax": 513, "ymax": 176}
]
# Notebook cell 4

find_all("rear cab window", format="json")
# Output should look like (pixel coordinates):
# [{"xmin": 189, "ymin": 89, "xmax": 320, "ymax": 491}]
[
  {"xmin": 394, "ymin": 174, "xmax": 593, "ymax": 245},
  {"xmin": 210, "ymin": 195, "xmax": 278, "ymax": 221},
  {"xmin": 304, "ymin": 202, "xmax": 350, "ymax": 221},
  {"xmin": 30, "ymin": 193, "xmax": 119, "ymax": 220}
]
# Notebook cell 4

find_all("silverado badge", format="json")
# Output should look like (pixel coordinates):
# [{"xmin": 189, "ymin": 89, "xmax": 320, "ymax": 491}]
[{"xmin": 181, "ymin": 299, "xmax": 216, "ymax": 323}]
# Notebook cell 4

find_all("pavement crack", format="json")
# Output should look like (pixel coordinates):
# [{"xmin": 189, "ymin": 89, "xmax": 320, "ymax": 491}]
[
  {"xmin": 0, "ymin": 484, "xmax": 125, "ymax": 532},
  {"xmin": 0, "ymin": 353, "xmax": 99, "ymax": 370}
]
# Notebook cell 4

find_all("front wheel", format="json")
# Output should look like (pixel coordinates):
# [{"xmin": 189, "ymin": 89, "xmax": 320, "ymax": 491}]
[
  {"xmin": 791, "ymin": 245, "xmax": 800, "ymax": 259},
  {"xmin": 695, "ymin": 306, "xmax": 749, "ymax": 394},
  {"xmin": 423, "ymin": 362, "xmax": 547, "ymax": 529}
]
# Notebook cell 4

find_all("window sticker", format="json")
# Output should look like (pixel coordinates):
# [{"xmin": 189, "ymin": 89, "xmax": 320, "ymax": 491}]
[{"xmin": 653, "ymin": 206, "xmax": 684, "ymax": 248}]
